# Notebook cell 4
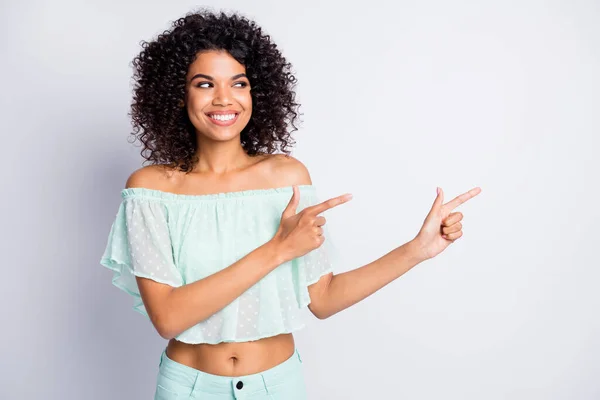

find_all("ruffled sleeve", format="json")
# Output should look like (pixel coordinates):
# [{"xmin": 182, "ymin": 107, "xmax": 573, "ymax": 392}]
[
  {"xmin": 291, "ymin": 187, "xmax": 341, "ymax": 308},
  {"xmin": 99, "ymin": 195, "xmax": 183, "ymax": 316}
]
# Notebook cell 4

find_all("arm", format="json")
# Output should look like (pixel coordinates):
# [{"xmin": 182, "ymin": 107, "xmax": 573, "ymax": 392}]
[
  {"xmin": 137, "ymin": 240, "xmax": 285, "ymax": 340},
  {"xmin": 308, "ymin": 185, "xmax": 482, "ymax": 319},
  {"xmin": 307, "ymin": 240, "xmax": 426, "ymax": 320},
  {"xmin": 271, "ymin": 157, "xmax": 429, "ymax": 320}
]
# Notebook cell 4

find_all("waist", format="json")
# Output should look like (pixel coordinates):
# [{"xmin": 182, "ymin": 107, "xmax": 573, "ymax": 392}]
[{"xmin": 166, "ymin": 332, "xmax": 295, "ymax": 376}]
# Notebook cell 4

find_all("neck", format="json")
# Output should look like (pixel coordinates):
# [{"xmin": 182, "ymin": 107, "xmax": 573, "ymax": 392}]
[{"xmin": 192, "ymin": 139, "xmax": 253, "ymax": 175}]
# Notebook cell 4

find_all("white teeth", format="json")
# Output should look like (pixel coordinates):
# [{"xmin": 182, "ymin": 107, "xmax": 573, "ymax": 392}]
[{"xmin": 209, "ymin": 114, "xmax": 236, "ymax": 121}]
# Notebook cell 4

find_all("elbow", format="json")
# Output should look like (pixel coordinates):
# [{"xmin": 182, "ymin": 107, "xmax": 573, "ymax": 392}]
[
  {"xmin": 317, "ymin": 310, "xmax": 336, "ymax": 320},
  {"xmin": 137, "ymin": 279, "xmax": 182, "ymax": 339},
  {"xmin": 157, "ymin": 326, "xmax": 177, "ymax": 340},
  {"xmin": 155, "ymin": 322, "xmax": 173, "ymax": 340},
  {"xmin": 153, "ymin": 313, "xmax": 178, "ymax": 340},
  {"xmin": 315, "ymin": 307, "xmax": 329, "ymax": 320},
  {"xmin": 308, "ymin": 303, "xmax": 330, "ymax": 320}
]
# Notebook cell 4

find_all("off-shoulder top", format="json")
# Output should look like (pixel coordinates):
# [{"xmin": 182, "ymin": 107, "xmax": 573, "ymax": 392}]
[{"xmin": 99, "ymin": 184, "xmax": 338, "ymax": 345}]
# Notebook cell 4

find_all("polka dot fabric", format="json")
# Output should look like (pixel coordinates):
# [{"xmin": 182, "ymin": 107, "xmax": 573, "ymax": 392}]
[{"xmin": 99, "ymin": 185, "xmax": 339, "ymax": 344}]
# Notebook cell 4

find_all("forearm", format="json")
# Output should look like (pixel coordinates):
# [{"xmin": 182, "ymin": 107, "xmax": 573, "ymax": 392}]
[
  {"xmin": 319, "ymin": 240, "xmax": 426, "ymax": 319},
  {"xmin": 160, "ymin": 240, "xmax": 285, "ymax": 339}
]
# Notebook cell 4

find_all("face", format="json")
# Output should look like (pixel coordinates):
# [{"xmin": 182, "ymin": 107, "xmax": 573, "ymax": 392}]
[{"xmin": 184, "ymin": 50, "xmax": 252, "ymax": 141}]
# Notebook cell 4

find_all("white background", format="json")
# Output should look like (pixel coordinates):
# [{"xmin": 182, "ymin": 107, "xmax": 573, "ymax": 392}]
[{"xmin": 2, "ymin": 0, "xmax": 599, "ymax": 398}]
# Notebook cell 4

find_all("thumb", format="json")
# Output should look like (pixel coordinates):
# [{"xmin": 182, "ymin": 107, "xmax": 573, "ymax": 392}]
[
  {"xmin": 426, "ymin": 187, "xmax": 444, "ymax": 218},
  {"xmin": 281, "ymin": 185, "xmax": 300, "ymax": 218}
]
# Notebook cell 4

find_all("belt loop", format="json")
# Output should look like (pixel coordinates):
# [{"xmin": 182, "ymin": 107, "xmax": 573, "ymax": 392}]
[{"xmin": 296, "ymin": 348, "xmax": 302, "ymax": 363}]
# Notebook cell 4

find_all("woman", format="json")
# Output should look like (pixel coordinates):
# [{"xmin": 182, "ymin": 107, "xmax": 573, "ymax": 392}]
[{"xmin": 100, "ymin": 8, "xmax": 481, "ymax": 399}]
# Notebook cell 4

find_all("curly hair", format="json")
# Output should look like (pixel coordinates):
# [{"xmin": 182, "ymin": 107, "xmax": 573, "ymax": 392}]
[{"xmin": 129, "ymin": 8, "xmax": 301, "ymax": 173}]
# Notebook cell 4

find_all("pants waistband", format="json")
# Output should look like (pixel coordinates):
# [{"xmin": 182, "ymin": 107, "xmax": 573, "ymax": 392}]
[{"xmin": 158, "ymin": 347, "xmax": 303, "ymax": 396}]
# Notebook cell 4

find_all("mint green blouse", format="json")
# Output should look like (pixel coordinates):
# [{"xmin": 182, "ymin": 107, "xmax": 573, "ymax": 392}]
[{"xmin": 99, "ymin": 185, "xmax": 338, "ymax": 345}]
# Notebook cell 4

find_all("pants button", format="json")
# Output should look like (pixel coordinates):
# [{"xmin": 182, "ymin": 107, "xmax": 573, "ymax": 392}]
[{"xmin": 236, "ymin": 381, "xmax": 243, "ymax": 390}]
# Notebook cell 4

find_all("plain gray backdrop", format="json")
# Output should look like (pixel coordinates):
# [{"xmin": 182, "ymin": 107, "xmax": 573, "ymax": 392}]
[{"xmin": 2, "ymin": 0, "xmax": 599, "ymax": 399}]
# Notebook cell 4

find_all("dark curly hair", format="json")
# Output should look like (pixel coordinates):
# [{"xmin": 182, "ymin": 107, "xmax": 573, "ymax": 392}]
[{"xmin": 129, "ymin": 8, "xmax": 301, "ymax": 173}]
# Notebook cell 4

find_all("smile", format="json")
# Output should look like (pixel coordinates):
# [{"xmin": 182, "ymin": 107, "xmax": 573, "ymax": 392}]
[{"xmin": 206, "ymin": 113, "xmax": 239, "ymax": 126}]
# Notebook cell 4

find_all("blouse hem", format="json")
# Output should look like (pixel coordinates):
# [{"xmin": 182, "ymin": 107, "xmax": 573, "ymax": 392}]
[
  {"xmin": 100, "ymin": 257, "xmax": 183, "ymax": 288},
  {"xmin": 174, "ymin": 324, "xmax": 308, "ymax": 345}
]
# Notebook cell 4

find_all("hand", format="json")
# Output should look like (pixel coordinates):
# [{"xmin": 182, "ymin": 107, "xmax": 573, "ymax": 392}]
[
  {"xmin": 413, "ymin": 186, "xmax": 482, "ymax": 261},
  {"xmin": 271, "ymin": 185, "xmax": 353, "ymax": 263}
]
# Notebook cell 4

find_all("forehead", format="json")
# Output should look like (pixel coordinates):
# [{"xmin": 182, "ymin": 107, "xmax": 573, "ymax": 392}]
[{"xmin": 187, "ymin": 50, "xmax": 246, "ymax": 78}]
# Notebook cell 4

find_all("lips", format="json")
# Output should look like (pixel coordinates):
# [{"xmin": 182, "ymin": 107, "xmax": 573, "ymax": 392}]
[
  {"xmin": 206, "ymin": 110, "xmax": 240, "ymax": 115},
  {"xmin": 205, "ymin": 112, "xmax": 240, "ymax": 127}
]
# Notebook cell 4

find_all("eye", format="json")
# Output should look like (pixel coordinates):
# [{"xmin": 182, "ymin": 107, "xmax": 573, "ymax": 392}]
[
  {"xmin": 195, "ymin": 82, "xmax": 212, "ymax": 88},
  {"xmin": 234, "ymin": 81, "xmax": 249, "ymax": 88}
]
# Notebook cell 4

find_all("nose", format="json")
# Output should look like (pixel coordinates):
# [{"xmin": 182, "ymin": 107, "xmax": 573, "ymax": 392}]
[{"xmin": 212, "ymin": 84, "xmax": 233, "ymax": 106}]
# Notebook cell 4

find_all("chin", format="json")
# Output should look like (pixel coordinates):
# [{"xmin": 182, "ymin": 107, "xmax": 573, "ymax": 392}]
[{"xmin": 204, "ymin": 130, "xmax": 242, "ymax": 142}]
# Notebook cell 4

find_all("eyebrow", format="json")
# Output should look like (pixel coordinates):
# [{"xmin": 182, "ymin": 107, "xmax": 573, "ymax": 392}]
[{"xmin": 189, "ymin": 73, "xmax": 248, "ymax": 83}]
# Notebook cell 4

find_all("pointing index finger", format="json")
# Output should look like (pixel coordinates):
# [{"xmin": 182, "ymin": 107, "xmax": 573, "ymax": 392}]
[
  {"xmin": 304, "ymin": 193, "xmax": 353, "ymax": 215},
  {"xmin": 444, "ymin": 187, "xmax": 481, "ymax": 211}
]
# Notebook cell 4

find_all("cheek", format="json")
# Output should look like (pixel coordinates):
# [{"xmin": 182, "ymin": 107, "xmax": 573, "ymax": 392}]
[
  {"xmin": 239, "ymin": 93, "xmax": 252, "ymax": 111},
  {"xmin": 243, "ymin": 100, "xmax": 252, "ymax": 120},
  {"xmin": 187, "ymin": 95, "xmax": 208, "ymax": 114}
]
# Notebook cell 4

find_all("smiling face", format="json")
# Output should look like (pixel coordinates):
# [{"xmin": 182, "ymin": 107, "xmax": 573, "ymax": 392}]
[{"xmin": 184, "ymin": 50, "xmax": 252, "ymax": 142}]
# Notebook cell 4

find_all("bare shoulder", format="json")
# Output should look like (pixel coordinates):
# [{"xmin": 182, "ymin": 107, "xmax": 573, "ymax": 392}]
[
  {"xmin": 263, "ymin": 153, "xmax": 312, "ymax": 187},
  {"xmin": 125, "ymin": 164, "xmax": 181, "ymax": 190}
]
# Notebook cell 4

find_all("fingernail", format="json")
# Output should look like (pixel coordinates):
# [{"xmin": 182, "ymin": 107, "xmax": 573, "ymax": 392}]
[{"xmin": 437, "ymin": 187, "xmax": 440, "ymax": 195}]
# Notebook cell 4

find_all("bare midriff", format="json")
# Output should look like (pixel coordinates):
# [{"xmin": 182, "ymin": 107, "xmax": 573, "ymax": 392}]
[{"xmin": 165, "ymin": 332, "xmax": 296, "ymax": 377}]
